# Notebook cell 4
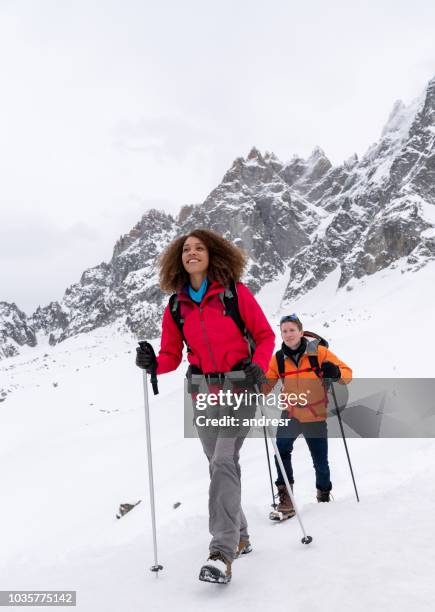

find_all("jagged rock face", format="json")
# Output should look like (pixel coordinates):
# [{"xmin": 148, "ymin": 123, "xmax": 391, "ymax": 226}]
[
  {"xmin": 390, "ymin": 79, "xmax": 435, "ymax": 201},
  {"xmin": 21, "ymin": 149, "xmax": 324, "ymax": 347},
  {"xmin": 178, "ymin": 147, "xmax": 317, "ymax": 293},
  {"xmin": 0, "ymin": 302, "xmax": 36, "ymax": 358},
  {"xmin": 22, "ymin": 209, "xmax": 177, "ymax": 352},
  {"xmin": 2, "ymin": 75, "xmax": 435, "ymax": 357},
  {"xmin": 108, "ymin": 210, "xmax": 178, "ymax": 338},
  {"xmin": 54, "ymin": 209, "xmax": 178, "ymax": 343},
  {"xmin": 31, "ymin": 302, "xmax": 69, "ymax": 346},
  {"xmin": 283, "ymin": 77, "xmax": 435, "ymax": 302},
  {"xmin": 111, "ymin": 210, "xmax": 176, "ymax": 286},
  {"xmin": 345, "ymin": 201, "xmax": 430, "ymax": 285},
  {"xmin": 280, "ymin": 148, "xmax": 333, "ymax": 198}
]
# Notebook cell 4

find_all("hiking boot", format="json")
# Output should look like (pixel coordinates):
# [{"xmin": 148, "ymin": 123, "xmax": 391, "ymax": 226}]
[
  {"xmin": 277, "ymin": 484, "xmax": 295, "ymax": 514},
  {"xmin": 317, "ymin": 488, "xmax": 331, "ymax": 502},
  {"xmin": 235, "ymin": 539, "xmax": 252, "ymax": 558},
  {"xmin": 199, "ymin": 551, "xmax": 232, "ymax": 584}
]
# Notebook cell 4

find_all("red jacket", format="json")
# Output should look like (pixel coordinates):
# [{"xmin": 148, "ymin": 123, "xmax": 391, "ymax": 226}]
[{"xmin": 156, "ymin": 281, "xmax": 275, "ymax": 375}]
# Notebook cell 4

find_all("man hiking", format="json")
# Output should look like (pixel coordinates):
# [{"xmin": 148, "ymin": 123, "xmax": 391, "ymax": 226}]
[{"xmin": 264, "ymin": 314, "xmax": 352, "ymax": 520}]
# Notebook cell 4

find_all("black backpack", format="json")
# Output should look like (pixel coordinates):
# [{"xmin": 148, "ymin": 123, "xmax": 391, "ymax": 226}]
[
  {"xmin": 276, "ymin": 331, "xmax": 328, "ymax": 379},
  {"xmin": 169, "ymin": 280, "xmax": 256, "ymax": 356}
]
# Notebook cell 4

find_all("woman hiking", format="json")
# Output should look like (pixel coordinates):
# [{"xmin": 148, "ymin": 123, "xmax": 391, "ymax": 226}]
[{"xmin": 135, "ymin": 229, "xmax": 275, "ymax": 583}]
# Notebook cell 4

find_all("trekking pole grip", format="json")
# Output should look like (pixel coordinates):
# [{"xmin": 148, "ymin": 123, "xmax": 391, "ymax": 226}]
[{"xmin": 138, "ymin": 341, "xmax": 159, "ymax": 395}]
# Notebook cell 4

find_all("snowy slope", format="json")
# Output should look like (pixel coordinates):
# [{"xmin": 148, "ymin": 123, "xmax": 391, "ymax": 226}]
[{"xmin": 1, "ymin": 263, "xmax": 435, "ymax": 611}]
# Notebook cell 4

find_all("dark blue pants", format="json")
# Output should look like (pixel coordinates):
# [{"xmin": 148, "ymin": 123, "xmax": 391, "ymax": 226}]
[{"xmin": 275, "ymin": 417, "xmax": 332, "ymax": 492}]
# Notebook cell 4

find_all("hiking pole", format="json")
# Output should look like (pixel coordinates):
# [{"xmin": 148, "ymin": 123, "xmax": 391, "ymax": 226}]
[
  {"xmin": 266, "ymin": 426, "xmax": 313, "ymax": 544},
  {"xmin": 254, "ymin": 384, "xmax": 312, "ymax": 545},
  {"xmin": 262, "ymin": 427, "xmax": 277, "ymax": 510},
  {"xmin": 329, "ymin": 381, "xmax": 360, "ymax": 502},
  {"xmin": 138, "ymin": 341, "xmax": 163, "ymax": 576}
]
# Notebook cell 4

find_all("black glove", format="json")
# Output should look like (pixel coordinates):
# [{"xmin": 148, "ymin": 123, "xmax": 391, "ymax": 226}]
[
  {"xmin": 135, "ymin": 342, "xmax": 157, "ymax": 371},
  {"xmin": 243, "ymin": 362, "xmax": 267, "ymax": 387},
  {"xmin": 320, "ymin": 361, "xmax": 341, "ymax": 381}
]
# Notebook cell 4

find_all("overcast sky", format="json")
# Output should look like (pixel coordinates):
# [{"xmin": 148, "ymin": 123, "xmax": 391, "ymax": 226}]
[{"xmin": 1, "ymin": 0, "xmax": 435, "ymax": 314}]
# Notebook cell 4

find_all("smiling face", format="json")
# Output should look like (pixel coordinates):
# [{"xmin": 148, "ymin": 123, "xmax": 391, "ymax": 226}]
[
  {"xmin": 281, "ymin": 321, "xmax": 303, "ymax": 350},
  {"xmin": 182, "ymin": 235, "xmax": 210, "ymax": 276}
]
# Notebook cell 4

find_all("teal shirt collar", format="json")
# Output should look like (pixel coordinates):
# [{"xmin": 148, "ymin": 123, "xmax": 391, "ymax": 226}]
[{"xmin": 188, "ymin": 277, "xmax": 208, "ymax": 303}]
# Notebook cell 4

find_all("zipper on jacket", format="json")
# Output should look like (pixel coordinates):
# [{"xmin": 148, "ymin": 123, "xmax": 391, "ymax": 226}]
[{"xmin": 199, "ymin": 306, "xmax": 219, "ymax": 372}]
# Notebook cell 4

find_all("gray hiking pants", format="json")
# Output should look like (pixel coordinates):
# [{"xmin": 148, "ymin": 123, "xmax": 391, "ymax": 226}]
[{"xmin": 194, "ymin": 386, "xmax": 256, "ymax": 562}]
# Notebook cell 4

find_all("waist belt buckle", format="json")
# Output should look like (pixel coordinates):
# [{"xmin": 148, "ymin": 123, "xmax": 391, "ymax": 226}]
[{"xmin": 205, "ymin": 373, "xmax": 225, "ymax": 385}]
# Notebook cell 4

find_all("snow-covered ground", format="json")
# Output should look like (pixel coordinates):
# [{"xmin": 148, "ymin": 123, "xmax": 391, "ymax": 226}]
[{"xmin": 1, "ymin": 262, "xmax": 435, "ymax": 611}]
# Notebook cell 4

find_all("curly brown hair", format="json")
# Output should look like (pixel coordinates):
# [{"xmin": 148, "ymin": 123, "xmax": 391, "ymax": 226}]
[{"xmin": 158, "ymin": 229, "xmax": 247, "ymax": 293}]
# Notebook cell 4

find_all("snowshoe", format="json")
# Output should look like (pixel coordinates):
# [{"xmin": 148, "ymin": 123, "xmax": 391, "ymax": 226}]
[
  {"xmin": 269, "ymin": 508, "xmax": 296, "ymax": 522},
  {"xmin": 270, "ymin": 484, "xmax": 295, "ymax": 521},
  {"xmin": 199, "ymin": 551, "xmax": 232, "ymax": 584}
]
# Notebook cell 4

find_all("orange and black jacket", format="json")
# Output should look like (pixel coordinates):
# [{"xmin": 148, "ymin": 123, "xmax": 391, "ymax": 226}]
[{"xmin": 263, "ymin": 339, "xmax": 352, "ymax": 423}]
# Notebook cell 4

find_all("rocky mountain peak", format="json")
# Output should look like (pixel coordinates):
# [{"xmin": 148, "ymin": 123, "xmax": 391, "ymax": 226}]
[
  {"xmin": 343, "ymin": 153, "xmax": 358, "ymax": 169},
  {"xmin": 246, "ymin": 146, "xmax": 265, "ymax": 163},
  {"xmin": 221, "ymin": 156, "xmax": 245, "ymax": 184},
  {"xmin": 2, "ymin": 74, "xmax": 435, "ymax": 360},
  {"xmin": 307, "ymin": 146, "xmax": 328, "ymax": 162},
  {"xmin": 425, "ymin": 74, "xmax": 435, "ymax": 101},
  {"xmin": 112, "ymin": 208, "xmax": 174, "ymax": 259},
  {"xmin": 0, "ymin": 302, "xmax": 36, "ymax": 358},
  {"xmin": 381, "ymin": 99, "xmax": 416, "ymax": 140},
  {"xmin": 419, "ymin": 77, "xmax": 435, "ymax": 124}
]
